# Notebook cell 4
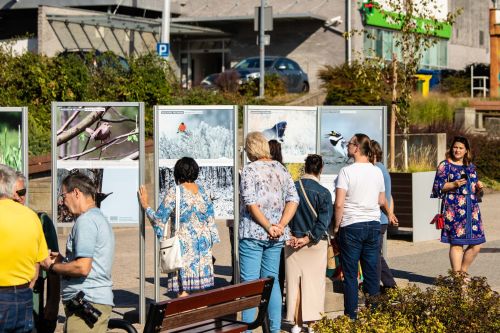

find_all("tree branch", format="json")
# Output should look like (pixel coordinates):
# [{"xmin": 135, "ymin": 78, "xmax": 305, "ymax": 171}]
[
  {"xmin": 57, "ymin": 111, "xmax": 105, "ymax": 146},
  {"xmin": 60, "ymin": 130, "xmax": 139, "ymax": 160},
  {"xmin": 57, "ymin": 111, "xmax": 80, "ymax": 135}
]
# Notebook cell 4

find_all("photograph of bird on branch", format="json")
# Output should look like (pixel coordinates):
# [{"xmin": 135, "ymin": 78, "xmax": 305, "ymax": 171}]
[{"xmin": 56, "ymin": 106, "xmax": 139, "ymax": 161}]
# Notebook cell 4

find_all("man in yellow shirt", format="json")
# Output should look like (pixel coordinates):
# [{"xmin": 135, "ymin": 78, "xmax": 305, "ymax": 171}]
[{"xmin": 0, "ymin": 164, "xmax": 51, "ymax": 332}]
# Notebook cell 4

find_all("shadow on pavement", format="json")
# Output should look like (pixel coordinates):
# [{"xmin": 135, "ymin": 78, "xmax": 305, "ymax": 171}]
[{"xmin": 391, "ymin": 269, "xmax": 436, "ymax": 285}]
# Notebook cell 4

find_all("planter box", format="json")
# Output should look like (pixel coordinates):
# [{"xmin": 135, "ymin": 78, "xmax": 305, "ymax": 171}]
[{"xmin": 391, "ymin": 171, "xmax": 441, "ymax": 242}]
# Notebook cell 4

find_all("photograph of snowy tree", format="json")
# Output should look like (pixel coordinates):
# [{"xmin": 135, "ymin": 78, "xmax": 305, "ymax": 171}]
[
  {"xmin": 159, "ymin": 166, "xmax": 234, "ymax": 219},
  {"xmin": 0, "ymin": 110, "xmax": 23, "ymax": 171},
  {"xmin": 56, "ymin": 105, "xmax": 139, "ymax": 161},
  {"xmin": 158, "ymin": 107, "xmax": 234, "ymax": 161},
  {"xmin": 57, "ymin": 167, "xmax": 139, "ymax": 225},
  {"xmin": 246, "ymin": 106, "xmax": 317, "ymax": 163},
  {"xmin": 320, "ymin": 107, "xmax": 384, "ymax": 175}
]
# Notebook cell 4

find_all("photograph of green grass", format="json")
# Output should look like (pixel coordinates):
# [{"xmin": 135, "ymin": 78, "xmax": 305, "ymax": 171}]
[{"xmin": 0, "ymin": 111, "xmax": 23, "ymax": 171}]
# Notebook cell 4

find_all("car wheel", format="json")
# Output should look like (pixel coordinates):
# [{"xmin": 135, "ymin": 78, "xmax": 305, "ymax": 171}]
[{"xmin": 301, "ymin": 82, "xmax": 310, "ymax": 93}]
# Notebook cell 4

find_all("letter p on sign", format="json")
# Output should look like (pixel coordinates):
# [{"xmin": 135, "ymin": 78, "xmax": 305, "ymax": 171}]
[{"xmin": 157, "ymin": 43, "xmax": 170, "ymax": 58}]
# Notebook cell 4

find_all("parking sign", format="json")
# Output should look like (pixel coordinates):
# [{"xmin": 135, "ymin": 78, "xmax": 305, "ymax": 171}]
[{"xmin": 157, "ymin": 43, "xmax": 170, "ymax": 57}]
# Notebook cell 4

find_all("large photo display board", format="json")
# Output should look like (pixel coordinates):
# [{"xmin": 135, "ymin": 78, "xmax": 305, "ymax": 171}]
[
  {"xmin": 318, "ymin": 106, "xmax": 386, "ymax": 198},
  {"xmin": 0, "ymin": 107, "xmax": 28, "ymax": 174},
  {"xmin": 156, "ymin": 105, "xmax": 237, "ymax": 219},
  {"xmin": 245, "ymin": 105, "xmax": 318, "ymax": 164},
  {"xmin": 52, "ymin": 102, "xmax": 144, "ymax": 226}
]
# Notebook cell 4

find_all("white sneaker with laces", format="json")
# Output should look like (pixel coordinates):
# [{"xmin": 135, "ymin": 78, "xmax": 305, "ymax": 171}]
[{"xmin": 291, "ymin": 324, "xmax": 301, "ymax": 333}]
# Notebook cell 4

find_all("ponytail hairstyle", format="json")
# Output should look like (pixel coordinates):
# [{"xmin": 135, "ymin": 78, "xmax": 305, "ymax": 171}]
[
  {"xmin": 353, "ymin": 133, "xmax": 373, "ymax": 159},
  {"xmin": 370, "ymin": 140, "xmax": 383, "ymax": 164}
]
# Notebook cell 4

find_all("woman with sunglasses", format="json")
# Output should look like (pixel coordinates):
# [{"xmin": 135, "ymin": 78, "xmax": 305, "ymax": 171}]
[{"xmin": 431, "ymin": 136, "xmax": 485, "ymax": 273}]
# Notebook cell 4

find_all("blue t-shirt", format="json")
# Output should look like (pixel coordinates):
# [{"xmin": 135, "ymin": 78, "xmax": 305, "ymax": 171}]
[
  {"xmin": 61, "ymin": 208, "xmax": 115, "ymax": 306},
  {"xmin": 376, "ymin": 162, "xmax": 392, "ymax": 225}
]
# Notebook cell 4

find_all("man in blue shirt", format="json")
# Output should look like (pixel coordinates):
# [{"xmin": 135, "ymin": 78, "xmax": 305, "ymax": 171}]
[
  {"xmin": 48, "ymin": 173, "xmax": 115, "ymax": 333},
  {"xmin": 371, "ymin": 141, "xmax": 398, "ymax": 291}
]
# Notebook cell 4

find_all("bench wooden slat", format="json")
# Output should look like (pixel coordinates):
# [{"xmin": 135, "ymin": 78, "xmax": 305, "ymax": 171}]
[
  {"xmin": 162, "ymin": 279, "xmax": 267, "ymax": 315},
  {"xmin": 167, "ymin": 319, "xmax": 247, "ymax": 333},
  {"xmin": 162, "ymin": 295, "xmax": 261, "ymax": 330}
]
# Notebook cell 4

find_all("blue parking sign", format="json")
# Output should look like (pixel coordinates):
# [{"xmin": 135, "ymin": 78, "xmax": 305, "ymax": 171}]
[{"xmin": 157, "ymin": 43, "xmax": 170, "ymax": 57}]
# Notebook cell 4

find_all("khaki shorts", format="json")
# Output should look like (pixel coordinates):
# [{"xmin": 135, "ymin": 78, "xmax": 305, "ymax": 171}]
[{"xmin": 64, "ymin": 302, "xmax": 112, "ymax": 333}]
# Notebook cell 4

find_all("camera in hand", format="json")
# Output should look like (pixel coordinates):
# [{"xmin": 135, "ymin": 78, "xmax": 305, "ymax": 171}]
[
  {"xmin": 460, "ymin": 172, "xmax": 467, "ymax": 180},
  {"xmin": 67, "ymin": 291, "xmax": 102, "ymax": 326}
]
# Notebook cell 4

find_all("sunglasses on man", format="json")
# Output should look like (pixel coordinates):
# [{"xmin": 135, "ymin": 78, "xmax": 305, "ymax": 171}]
[{"xmin": 16, "ymin": 188, "xmax": 27, "ymax": 197}]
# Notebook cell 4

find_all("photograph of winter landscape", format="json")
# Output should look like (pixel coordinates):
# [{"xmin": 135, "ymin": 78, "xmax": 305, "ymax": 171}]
[
  {"xmin": 246, "ymin": 106, "xmax": 317, "ymax": 163},
  {"xmin": 159, "ymin": 166, "xmax": 234, "ymax": 219},
  {"xmin": 158, "ymin": 107, "xmax": 234, "ymax": 162},
  {"xmin": 320, "ymin": 107, "xmax": 384, "ymax": 175},
  {"xmin": 57, "ymin": 167, "xmax": 139, "ymax": 225},
  {"xmin": 0, "ymin": 110, "xmax": 23, "ymax": 171},
  {"xmin": 56, "ymin": 105, "xmax": 139, "ymax": 161}
]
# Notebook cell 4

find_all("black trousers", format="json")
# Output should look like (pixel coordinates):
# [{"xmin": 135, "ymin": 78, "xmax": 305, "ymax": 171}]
[{"xmin": 378, "ymin": 224, "xmax": 397, "ymax": 288}]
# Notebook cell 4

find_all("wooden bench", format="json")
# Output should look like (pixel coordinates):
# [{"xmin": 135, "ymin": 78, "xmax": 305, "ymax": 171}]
[{"xmin": 110, "ymin": 277, "xmax": 274, "ymax": 333}]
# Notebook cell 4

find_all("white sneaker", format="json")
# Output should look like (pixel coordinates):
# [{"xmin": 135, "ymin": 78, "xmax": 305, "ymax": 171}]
[{"xmin": 291, "ymin": 325, "xmax": 301, "ymax": 333}]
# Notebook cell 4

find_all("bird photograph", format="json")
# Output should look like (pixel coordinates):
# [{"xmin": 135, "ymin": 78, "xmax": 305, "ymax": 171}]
[
  {"xmin": 261, "ymin": 121, "xmax": 287, "ymax": 143},
  {"xmin": 326, "ymin": 130, "xmax": 348, "ymax": 159},
  {"xmin": 56, "ymin": 106, "xmax": 139, "ymax": 161}
]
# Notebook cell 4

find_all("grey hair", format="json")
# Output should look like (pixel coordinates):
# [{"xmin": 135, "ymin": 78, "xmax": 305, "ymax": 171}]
[
  {"xmin": 15, "ymin": 171, "xmax": 26, "ymax": 182},
  {"xmin": 0, "ymin": 164, "xmax": 17, "ymax": 199}
]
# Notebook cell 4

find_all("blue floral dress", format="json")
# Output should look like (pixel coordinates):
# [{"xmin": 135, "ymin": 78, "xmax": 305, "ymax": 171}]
[
  {"xmin": 431, "ymin": 160, "xmax": 485, "ymax": 245},
  {"xmin": 145, "ymin": 185, "xmax": 220, "ymax": 292}
]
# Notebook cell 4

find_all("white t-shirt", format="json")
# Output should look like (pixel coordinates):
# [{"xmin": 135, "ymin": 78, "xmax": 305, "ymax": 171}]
[{"xmin": 336, "ymin": 162, "xmax": 385, "ymax": 227}]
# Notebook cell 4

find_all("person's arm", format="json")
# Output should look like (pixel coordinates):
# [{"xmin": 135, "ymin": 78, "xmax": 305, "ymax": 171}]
[
  {"xmin": 49, "ymin": 257, "xmax": 93, "ymax": 277},
  {"xmin": 334, "ymin": 188, "xmax": 346, "ymax": 234},
  {"xmin": 308, "ymin": 191, "xmax": 333, "ymax": 244},
  {"xmin": 139, "ymin": 185, "xmax": 175, "ymax": 238},
  {"xmin": 246, "ymin": 204, "xmax": 273, "ymax": 234},
  {"xmin": 441, "ymin": 179, "xmax": 467, "ymax": 192}
]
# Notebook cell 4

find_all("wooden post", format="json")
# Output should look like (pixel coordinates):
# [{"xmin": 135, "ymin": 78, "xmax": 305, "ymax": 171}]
[
  {"xmin": 390, "ymin": 53, "xmax": 398, "ymax": 170},
  {"xmin": 490, "ymin": 9, "xmax": 500, "ymax": 98}
]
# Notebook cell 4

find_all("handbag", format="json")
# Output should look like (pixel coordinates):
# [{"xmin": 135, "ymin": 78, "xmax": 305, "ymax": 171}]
[
  {"xmin": 159, "ymin": 186, "xmax": 183, "ymax": 274},
  {"xmin": 430, "ymin": 199, "xmax": 445, "ymax": 230},
  {"xmin": 298, "ymin": 179, "xmax": 336, "ymax": 270}
]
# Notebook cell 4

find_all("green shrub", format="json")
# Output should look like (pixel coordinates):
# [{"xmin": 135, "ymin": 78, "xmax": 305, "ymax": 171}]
[
  {"xmin": 239, "ymin": 74, "xmax": 287, "ymax": 97},
  {"xmin": 314, "ymin": 272, "xmax": 500, "ymax": 333}
]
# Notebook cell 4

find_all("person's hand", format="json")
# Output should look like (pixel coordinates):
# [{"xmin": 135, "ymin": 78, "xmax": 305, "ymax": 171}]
[
  {"xmin": 138, "ymin": 185, "xmax": 149, "ymax": 210},
  {"xmin": 453, "ymin": 179, "xmax": 467, "ymax": 188},
  {"xmin": 389, "ymin": 213, "xmax": 399, "ymax": 226},
  {"xmin": 268, "ymin": 224, "xmax": 282, "ymax": 238},
  {"xmin": 50, "ymin": 251, "xmax": 64, "ymax": 264},
  {"xmin": 292, "ymin": 236, "xmax": 310, "ymax": 249},
  {"xmin": 286, "ymin": 236, "xmax": 297, "ymax": 247},
  {"xmin": 477, "ymin": 180, "xmax": 484, "ymax": 190}
]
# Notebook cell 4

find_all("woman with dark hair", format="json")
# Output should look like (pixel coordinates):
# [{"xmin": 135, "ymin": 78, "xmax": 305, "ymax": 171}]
[
  {"xmin": 268, "ymin": 139, "xmax": 284, "ymax": 165},
  {"xmin": 431, "ymin": 136, "xmax": 485, "ymax": 272},
  {"xmin": 139, "ymin": 157, "xmax": 220, "ymax": 297},
  {"xmin": 286, "ymin": 154, "xmax": 332, "ymax": 333}
]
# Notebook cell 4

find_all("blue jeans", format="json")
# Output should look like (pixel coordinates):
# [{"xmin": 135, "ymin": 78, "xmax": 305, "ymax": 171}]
[
  {"xmin": 239, "ymin": 238, "xmax": 283, "ymax": 333},
  {"xmin": 339, "ymin": 221, "xmax": 380, "ymax": 319},
  {"xmin": 0, "ymin": 287, "xmax": 34, "ymax": 332}
]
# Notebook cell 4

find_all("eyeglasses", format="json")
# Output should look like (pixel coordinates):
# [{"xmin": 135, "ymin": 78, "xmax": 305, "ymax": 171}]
[
  {"xmin": 16, "ymin": 188, "xmax": 26, "ymax": 197},
  {"xmin": 59, "ymin": 191, "xmax": 70, "ymax": 200}
]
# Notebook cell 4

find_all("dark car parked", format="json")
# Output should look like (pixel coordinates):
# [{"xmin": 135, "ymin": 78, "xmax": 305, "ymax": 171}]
[{"xmin": 202, "ymin": 56, "xmax": 309, "ymax": 93}]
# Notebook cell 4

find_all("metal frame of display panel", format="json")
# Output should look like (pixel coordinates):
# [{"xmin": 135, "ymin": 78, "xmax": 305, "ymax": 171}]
[
  {"xmin": 0, "ymin": 107, "xmax": 29, "ymax": 202},
  {"xmin": 153, "ymin": 105, "xmax": 239, "ymax": 291},
  {"xmin": 51, "ymin": 101, "xmax": 145, "ymax": 321}
]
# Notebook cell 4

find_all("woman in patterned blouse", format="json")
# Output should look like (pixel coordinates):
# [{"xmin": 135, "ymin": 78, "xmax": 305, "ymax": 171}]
[
  {"xmin": 431, "ymin": 136, "xmax": 485, "ymax": 273},
  {"xmin": 239, "ymin": 132, "xmax": 299, "ymax": 333},
  {"xmin": 139, "ymin": 157, "xmax": 220, "ymax": 297}
]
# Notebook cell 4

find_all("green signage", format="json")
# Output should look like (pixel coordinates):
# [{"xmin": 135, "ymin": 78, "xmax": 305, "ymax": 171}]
[{"xmin": 360, "ymin": 2, "xmax": 452, "ymax": 39}]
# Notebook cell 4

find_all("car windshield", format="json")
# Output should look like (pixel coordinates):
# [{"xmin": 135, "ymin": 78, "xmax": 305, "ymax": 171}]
[{"xmin": 234, "ymin": 58, "xmax": 274, "ymax": 69}]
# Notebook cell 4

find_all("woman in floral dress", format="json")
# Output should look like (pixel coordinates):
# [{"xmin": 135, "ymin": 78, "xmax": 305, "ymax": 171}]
[
  {"xmin": 431, "ymin": 136, "xmax": 485, "ymax": 273},
  {"xmin": 139, "ymin": 157, "xmax": 220, "ymax": 297}
]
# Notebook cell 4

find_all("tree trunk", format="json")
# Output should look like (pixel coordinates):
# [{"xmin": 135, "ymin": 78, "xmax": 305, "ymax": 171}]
[{"xmin": 390, "ymin": 54, "xmax": 398, "ymax": 170}]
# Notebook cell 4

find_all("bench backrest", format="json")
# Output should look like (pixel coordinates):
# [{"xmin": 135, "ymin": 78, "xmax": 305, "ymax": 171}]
[{"xmin": 143, "ymin": 277, "xmax": 274, "ymax": 333}]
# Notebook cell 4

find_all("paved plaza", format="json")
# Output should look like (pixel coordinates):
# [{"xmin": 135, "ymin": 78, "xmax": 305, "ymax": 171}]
[{"xmin": 51, "ymin": 190, "xmax": 500, "ymax": 332}]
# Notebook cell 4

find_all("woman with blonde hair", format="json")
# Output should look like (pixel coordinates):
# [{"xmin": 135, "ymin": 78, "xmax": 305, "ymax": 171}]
[{"xmin": 239, "ymin": 132, "xmax": 299, "ymax": 333}]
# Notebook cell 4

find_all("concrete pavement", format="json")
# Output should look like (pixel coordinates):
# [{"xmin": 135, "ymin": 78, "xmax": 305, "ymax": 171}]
[{"xmin": 51, "ymin": 190, "xmax": 499, "ymax": 331}]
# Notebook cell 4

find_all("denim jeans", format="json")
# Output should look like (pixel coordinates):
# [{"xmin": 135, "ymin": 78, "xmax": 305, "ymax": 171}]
[
  {"xmin": 339, "ymin": 221, "xmax": 381, "ymax": 319},
  {"xmin": 239, "ymin": 238, "xmax": 283, "ymax": 333},
  {"xmin": 0, "ymin": 287, "xmax": 33, "ymax": 332}
]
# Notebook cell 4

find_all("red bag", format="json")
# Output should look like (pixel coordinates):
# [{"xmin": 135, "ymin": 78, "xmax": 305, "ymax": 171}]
[{"xmin": 430, "ymin": 213, "xmax": 445, "ymax": 230}]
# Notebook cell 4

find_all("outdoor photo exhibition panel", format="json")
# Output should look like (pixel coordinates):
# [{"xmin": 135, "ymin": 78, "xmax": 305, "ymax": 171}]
[
  {"xmin": 318, "ymin": 106, "xmax": 387, "ymax": 199},
  {"xmin": 154, "ymin": 105, "xmax": 239, "ymax": 297},
  {"xmin": 52, "ymin": 102, "xmax": 145, "ymax": 228},
  {"xmin": 244, "ymin": 105, "xmax": 318, "ymax": 165},
  {"xmin": 155, "ymin": 105, "xmax": 237, "ymax": 220},
  {"xmin": 0, "ymin": 107, "xmax": 28, "ymax": 177}
]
